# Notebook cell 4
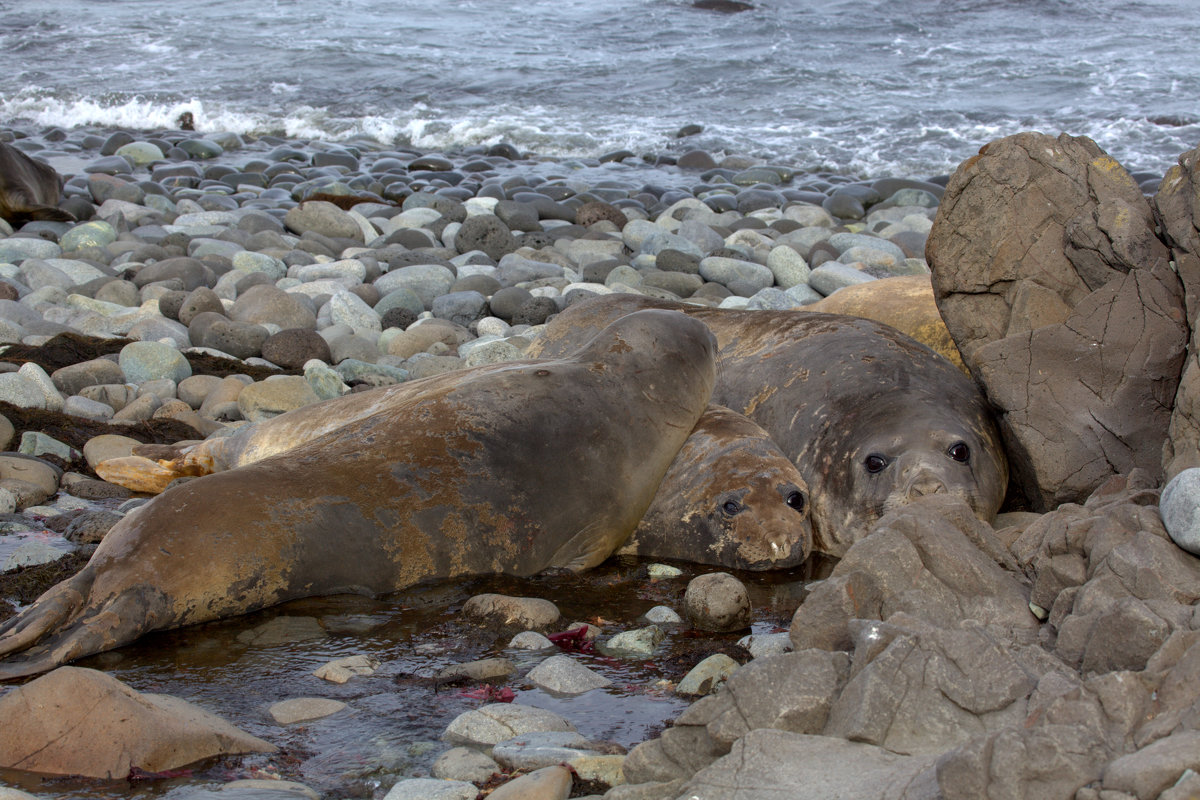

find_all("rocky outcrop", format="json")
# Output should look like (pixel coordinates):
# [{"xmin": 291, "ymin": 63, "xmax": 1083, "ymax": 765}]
[
  {"xmin": 1156, "ymin": 145, "xmax": 1200, "ymax": 479},
  {"xmin": 608, "ymin": 479, "xmax": 1200, "ymax": 800},
  {"xmin": 0, "ymin": 667, "xmax": 274, "ymax": 778},
  {"xmin": 927, "ymin": 132, "xmax": 1186, "ymax": 510}
]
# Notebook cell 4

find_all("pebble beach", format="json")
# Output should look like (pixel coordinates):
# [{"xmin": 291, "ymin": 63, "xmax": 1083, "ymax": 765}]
[
  {"xmin": 0, "ymin": 123, "xmax": 951, "ymax": 799},
  {"xmin": 0, "ymin": 120, "xmax": 973, "ymax": 480}
]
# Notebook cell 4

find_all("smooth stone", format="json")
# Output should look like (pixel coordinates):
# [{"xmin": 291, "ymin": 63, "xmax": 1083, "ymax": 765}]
[
  {"xmin": 268, "ymin": 698, "xmax": 347, "ymax": 725},
  {"xmin": 647, "ymin": 563, "xmax": 683, "ymax": 578},
  {"xmin": 784, "ymin": 282, "xmax": 823, "ymax": 305},
  {"xmin": 291, "ymin": 259, "xmax": 368, "ymax": 284},
  {"xmin": 329, "ymin": 289, "xmax": 382, "ymax": 336},
  {"xmin": 442, "ymin": 703, "xmax": 576, "ymax": 747},
  {"xmin": 374, "ymin": 264, "xmax": 456, "ymax": 309},
  {"xmin": 436, "ymin": 657, "xmax": 516, "ymax": 684},
  {"xmin": 487, "ymin": 765, "xmax": 572, "ymax": 800},
  {"xmin": 698, "ymin": 256, "xmax": 774, "ymax": 296},
  {"xmin": 1, "ymin": 539, "xmax": 69, "ymax": 570},
  {"xmin": 0, "ymin": 238, "xmax": 61, "ymax": 263},
  {"xmin": 1162, "ymin": 468, "xmax": 1200, "ymax": 555},
  {"xmin": 381, "ymin": 778, "xmax": 478, "ymax": 800},
  {"xmin": 683, "ymin": 572, "xmax": 752, "ymax": 632},
  {"xmin": 119, "ymin": 340, "xmax": 192, "ymax": 384},
  {"xmin": 766, "ymin": 245, "xmax": 811, "ymax": 288},
  {"xmin": 431, "ymin": 747, "xmax": 501, "ymax": 783},
  {"xmin": 676, "ymin": 653, "xmax": 740, "ymax": 696},
  {"xmin": 18, "ymin": 431, "xmax": 76, "ymax": 462},
  {"xmin": 508, "ymin": 631, "xmax": 555, "ymax": 650},
  {"xmin": 178, "ymin": 139, "xmax": 225, "ymax": 159},
  {"xmin": 236, "ymin": 615, "xmax": 327, "ymax": 647},
  {"xmin": 60, "ymin": 221, "xmax": 117, "ymax": 252},
  {"xmin": 644, "ymin": 606, "xmax": 682, "ymax": 624},
  {"xmin": 0, "ymin": 667, "xmax": 274, "ymax": 779},
  {"xmin": 114, "ymin": 141, "xmax": 165, "ymax": 166},
  {"xmin": 602, "ymin": 626, "xmax": 665, "ymax": 657},
  {"xmin": 237, "ymin": 376, "xmax": 321, "ymax": 422},
  {"xmin": 313, "ymin": 655, "xmax": 381, "ymax": 684},
  {"xmin": 462, "ymin": 338, "xmax": 522, "ymax": 367},
  {"xmin": 737, "ymin": 632, "xmax": 794, "ymax": 659},
  {"xmin": 808, "ymin": 262, "xmax": 877, "ymax": 296},
  {"xmin": 231, "ymin": 284, "xmax": 317, "ymax": 330},
  {"xmin": 0, "ymin": 374, "xmax": 50, "ymax": 410},
  {"xmin": 526, "ymin": 655, "xmax": 613, "ymax": 695},
  {"xmin": 232, "ymin": 250, "xmax": 287, "ymax": 280},
  {"xmin": 462, "ymin": 593, "xmax": 561, "ymax": 631},
  {"xmin": 303, "ymin": 360, "xmax": 349, "ymax": 400},
  {"xmin": 431, "ymin": 290, "xmax": 488, "ymax": 328},
  {"xmin": 491, "ymin": 731, "xmax": 595, "ymax": 771},
  {"xmin": 745, "ymin": 287, "xmax": 800, "ymax": 310},
  {"xmin": 822, "ymin": 192, "xmax": 866, "ymax": 220},
  {"xmin": 14, "ymin": 362, "xmax": 64, "ymax": 411}
]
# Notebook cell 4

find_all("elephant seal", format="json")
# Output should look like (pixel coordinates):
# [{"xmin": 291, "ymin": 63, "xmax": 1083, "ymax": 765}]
[
  {"xmin": 620, "ymin": 404, "xmax": 812, "ymax": 569},
  {"xmin": 101, "ymin": 402, "xmax": 813, "ymax": 572},
  {"xmin": 0, "ymin": 310, "xmax": 716, "ymax": 679},
  {"xmin": 528, "ymin": 295, "xmax": 1008, "ymax": 557},
  {"xmin": 0, "ymin": 142, "xmax": 74, "ymax": 224}
]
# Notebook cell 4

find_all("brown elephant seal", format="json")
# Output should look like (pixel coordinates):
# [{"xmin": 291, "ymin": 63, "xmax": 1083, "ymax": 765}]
[
  {"xmin": 0, "ymin": 142, "xmax": 74, "ymax": 224},
  {"xmin": 101, "ymin": 402, "xmax": 813, "ymax": 572},
  {"xmin": 620, "ymin": 404, "xmax": 812, "ymax": 569},
  {"xmin": 528, "ymin": 294, "xmax": 1008, "ymax": 557},
  {"xmin": 805, "ymin": 274, "xmax": 967, "ymax": 373},
  {"xmin": 0, "ymin": 310, "xmax": 716, "ymax": 679}
]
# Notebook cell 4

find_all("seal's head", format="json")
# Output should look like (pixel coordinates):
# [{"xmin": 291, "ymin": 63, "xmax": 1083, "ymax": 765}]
[
  {"xmin": 816, "ymin": 399, "xmax": 1007, "ymax": 554},
  {"xmin": 628, "ymin": 406, "xmax": 813, "ymax": 570}
]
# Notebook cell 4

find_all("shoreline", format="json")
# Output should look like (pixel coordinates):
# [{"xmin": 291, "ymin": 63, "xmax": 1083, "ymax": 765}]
[{"xmin": 0, "ymin": 123, "xmax": 1192, "ymax": 799}]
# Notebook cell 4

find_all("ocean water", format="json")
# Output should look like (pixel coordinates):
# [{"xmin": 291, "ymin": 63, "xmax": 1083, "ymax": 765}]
[{"xmin": 1, "ymin": 0, "xmax": 1198, "ymax": 179}]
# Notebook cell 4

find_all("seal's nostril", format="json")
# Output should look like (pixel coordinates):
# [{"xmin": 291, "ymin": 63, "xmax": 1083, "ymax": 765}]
[{"xmin": 908, "ymin": 477, "xmax": 947, "ymax": 499}]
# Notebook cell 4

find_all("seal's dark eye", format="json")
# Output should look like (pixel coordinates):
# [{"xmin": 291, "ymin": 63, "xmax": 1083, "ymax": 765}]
[
  {"xmin": 785, "ymin": 491, "xmax": 806, "ymax": 512},
  {"xmin": 721, "ymin": 500, "xmax": 742, "ymax": 516},
  {"xmin": 948, "ymin": 442, "xmax": 970, "ymax": 463},
  {"xmin": 864, "ymin": 454, "xmax": 888, "ymax": 474}
]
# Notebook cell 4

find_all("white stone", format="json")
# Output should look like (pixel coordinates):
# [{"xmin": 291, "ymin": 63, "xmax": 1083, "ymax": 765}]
[
  {"xmin": 526, "ymin": 655, "xmax": 612, "ymax": 695},
  {"xmin": 268, "ymin": 697, "xmax": 347, "ymax": 724},
  {"xmin": 442, "ymin": 703, "xmax": 575, "ymax": 747},
  {"xmin": 313, "ymin": 655, "xmax": 381, "ymax": 684},
  {"xmin": 382, "ymin": 778, "xmax": 478, "ymax": 800}
]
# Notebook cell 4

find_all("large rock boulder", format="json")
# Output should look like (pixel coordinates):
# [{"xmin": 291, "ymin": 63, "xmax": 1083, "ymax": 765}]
[
  {"xmin": 927, "ymin": 132, "xmax": 1186, "ymax": 510},
  {"xmin": 1156, "ymin": 145, "xmax": 1200, "ymax": 479},
  {"xmin": 790, "ymin": 495, "xmax": 1039, "ymax": 651},
  {"xmin": 674, "ymin": 730, "xmax": 938, "ymax": 800},
  {"xmin": 0, "ymin": 667, "xmax": 274, "ymax": 778},
  {"xmin": 1009, "ymin": 471, "xmax": 1200, "ymax": 675}
]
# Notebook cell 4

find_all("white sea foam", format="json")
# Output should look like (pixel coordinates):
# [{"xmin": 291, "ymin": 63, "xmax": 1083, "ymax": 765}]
[{"xmin": 2, "ymin": 86, "xmax": 1196, "ymax": 180}]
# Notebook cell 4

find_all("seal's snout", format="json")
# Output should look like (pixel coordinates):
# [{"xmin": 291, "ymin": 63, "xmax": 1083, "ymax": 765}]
[{"xmin": 906, "ymin": 473, "xmax": 948, "ymax": 500}]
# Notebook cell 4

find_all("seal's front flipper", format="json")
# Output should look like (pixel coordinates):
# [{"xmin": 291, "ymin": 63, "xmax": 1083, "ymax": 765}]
[
  {"xmin": 0, "ymin": 579, "xmax": 152, "ymax": 681},
  {"xmin": 95, "ymin": 454, "xmax": 212, "ymax": 494},
  {"xmin": 0, "ymin": 570, "xmax": 91, "ymax": 658}
]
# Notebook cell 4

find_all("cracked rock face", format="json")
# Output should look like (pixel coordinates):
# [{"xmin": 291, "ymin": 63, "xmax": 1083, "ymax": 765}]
[
  {"xmin": 1156, "ymin": 145, "xmax": 1200, "ymax": 480},
  {"xmin": 927, "ymin": 132, "xmax": 1186, "ymax": 510}
]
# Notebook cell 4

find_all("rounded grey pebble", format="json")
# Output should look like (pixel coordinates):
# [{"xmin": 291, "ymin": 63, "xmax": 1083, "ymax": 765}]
[
  {"xmin": 512, "ymin": 297, "xmax": 558, "ymax": 326},
  {"xmin": 431, "ymin": 747, "xmax": 501, "ymax": 783},
  {"xmin": 683, "ymin": 572, "xmax": 752, "ymax": 632},
  {"xmin": 1162, "ymin": 468, "xmax": 1200, "ymax": 555}
]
